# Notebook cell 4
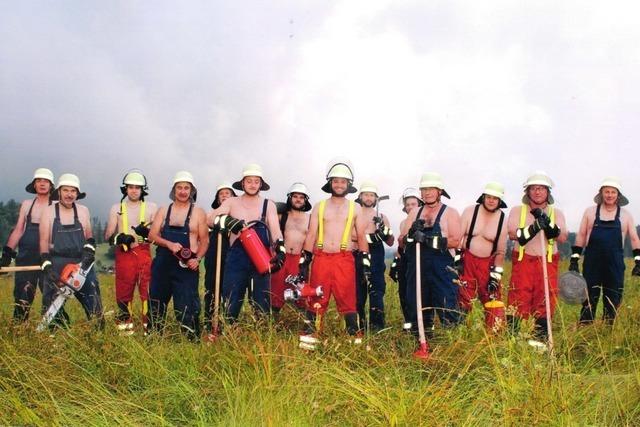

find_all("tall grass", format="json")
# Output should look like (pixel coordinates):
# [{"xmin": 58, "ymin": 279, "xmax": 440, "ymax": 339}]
[{"xmin": 1, "ymin": 258, "xmax": 639, "ymax": 425}]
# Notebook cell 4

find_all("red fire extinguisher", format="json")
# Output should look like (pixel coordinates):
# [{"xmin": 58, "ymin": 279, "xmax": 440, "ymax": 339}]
[{"xmin": 239, "ymin": 222, "xmax": 273, "ymax": 275}]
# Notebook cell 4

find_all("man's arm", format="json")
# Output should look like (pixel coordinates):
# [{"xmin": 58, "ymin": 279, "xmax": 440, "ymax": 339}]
[
  {"xmin": 81, "ymin": 207, "xmax": 93, "ymax": 240},
  {"xmin": 266, "ymin": 200, "xmax": 284, "ymax": 242},
  {"xmin": 104, "ymin": 204, "xmax": 119, "ymax": 242},
  {"xmin": 445, "ymin": 208, "xmax": 462, "ymax": 249},
  {"xmin": 494, "ymin": 216, "xmax": 508, "ymax": 268},
  {"xmin": 574, "ymin": 209, "xmax": 590, "ymax": 248},
  {"xmin": 381, "ymin": 214, "xmax": 395, "ymax": 246},
  {"xmin": 302, "ymin": 204, "xmax": 319, "ymax": 253},
  {"xmin": 623, "ymin": 210, "xmax": 640, "ymax": 249},
  {"xmin": 39, "ymin": 206, "xmax": 52, "ymax": 255},
  {"xmin": 399, "ymin": 209, "xmax": 419, "ymax": 250},
  {"xmin": 553, "ymin": 209, "xmax": 568, "ymax": 244},
  {"xmin": 148, "ymin": 207, "xmax": 181, "ymax": 253},
  {"xmin": 5, "ymin": 201, "xmax": 29, "ymax": 249},
  {"xmin": 186, "ymin": 208, "xmax": 209, "ymax": 271},
  {"xmin": 506, "ymin": 207, "xmax": 521, "ymax": 242}
]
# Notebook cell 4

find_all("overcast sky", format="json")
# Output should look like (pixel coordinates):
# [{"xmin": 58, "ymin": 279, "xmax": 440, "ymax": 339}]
[{"xmin": 2, "ymin": 1, "xmax": 639, "ymax": 233}]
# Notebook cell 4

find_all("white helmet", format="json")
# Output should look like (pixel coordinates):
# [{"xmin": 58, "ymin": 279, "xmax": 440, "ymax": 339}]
[
  {"xmin": 594, "ymin": 176, "xmax": 629, "ymax": 206},
  {"xmin": 286, "ymin": 182, "xmax": 312, "ymax": 212},
  {"xmin": 358, "ymin": 180, "xmax": 378, "ymax": 196},
  {"xmin": 25, "ymin": 168, "xmax": 54, "ymax": 194},
  {"xmin": 522, "ymin": 171, "xmax": 554, "ymax": 204},
  {"xmin": 476, "ymin": 181, "xmax": 507, "ymax": 208},
  {"xmin": 232, "ymin": 163, "xmax": 270, "ymax": 191},
  {"xmin": 419, "ymin": 172, "xmax": 450, "ymax": 199},
  {"xmin": 56, "ymin": 173, "xmax": 86, "ymax": 200},
  {"xmin": 170, "ymin": 171, "xmax": 197, "ymax": 202},
  {"xmin": 322, "ymin": 157, "xmax": 357, "ymax": 194},
  {"xmin": 120, "ymin": 169, "xmax": 148, "ymax": 199}
]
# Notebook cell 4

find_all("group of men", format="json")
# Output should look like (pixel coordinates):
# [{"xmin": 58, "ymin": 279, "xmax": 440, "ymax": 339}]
[{"xmin": 2, "ymin": 160, "xmax": 640, "ymax": 356}]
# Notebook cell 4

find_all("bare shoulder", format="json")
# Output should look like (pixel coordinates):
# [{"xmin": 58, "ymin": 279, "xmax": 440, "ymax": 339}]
[
  {"xmin": 461, "ymin": 205, "xmax": 475, "ymax": 219},
  {"xmin": 77, "ymin": 204, "xmax": 91, "ymax": 217},
  {"xmin": 507, "ymin": 205, "xmax": 523, "ymax": 219},
  {"xmin": 620, "ymin": 207, "xmax": 634, "ymax": 222},
  {"xmin": 146, "ymin": 201, "xmax": 158, "ymax": 211},
  {"xmin": 192, "ymin": 205, "xmax": 206, "ymax": 217},
  {"xmin": 444, "ymin": 205, "xmax": 460, "ymax": 218}
]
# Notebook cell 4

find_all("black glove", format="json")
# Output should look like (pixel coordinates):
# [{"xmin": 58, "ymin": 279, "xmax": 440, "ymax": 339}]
[
  {"xmin": 1, "ymin": 246, "xmax": 16, "ymax": 268},
  {"xmin": 40, "ymin": 253, "xmax": 58, "ymax": 284},
  {"xmin": 115, "ymin": 233, "xmax": 136, "ymax": 251},
  {"xmin": 389, "ymin": 256, "xmax": 400, "ymax": 282},
  {"xmin": 298, "ymin": 250, "xmax": 313, "ymax": 281},
  {"xmin": 569, "ymin": 245, "xmax": 582, "ymax": 273},
  {"xmin": 270, "ymin": 239, "xmax": 286, "ymax": 273},
  {"xmin": 516, "ymin": 209, "xmax": 549, "ymax": 246},
  {"xmin": 544, "ymin": 224, "xmax": 561, "ymax": 239},
  {"xmin": 487, "ymin": 265, "xmax": 503, "ymax": 294},
  {"xmin": 408, "ymin": 219, "xmax": 425, "ymax": 239},
  {"xmin": 453, "ymin": 249, "xmax": 463, "ymax": 276},
  {"xmin": 361, "ymin": 251, "xmax": 372, "ymax": 286},
  {"xmin": 81, "ymin": 238, "xmax": 96, "ymax": 270},
  {"xmin": 632, "ymin": 249, "xmax": 640, "ymax": 277},
  {"xmin": 132, "ymin": 222, "xmax": 151, "ymax": 240},
  {"xmin": 214, "ymin": 214, "xmax": 246, "ymax": 234}
]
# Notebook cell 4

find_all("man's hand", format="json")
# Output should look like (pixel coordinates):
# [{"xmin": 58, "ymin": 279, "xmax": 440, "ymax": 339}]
[
  {"xmin": 168, "ymin": 242, "xmax": 183, "ymax": 254},
  {"xmin": 132, "ymin": 222, "xmax": 151, "ymax": 240},
  {"xmin": 214, "ymin": 214, "xmax": 246, "ymax": 234},
  {"xmin": 270, "ymin": 239, "xmax": 286, "ymax": 273},
  {"xmin": 81, "ymin": 238, "xmax": 96, "ymax": 270},
  {"xmin": 453, "ymin": 249, "xmax": 463, "ymax": 276},
  {"xmin": 408, "ymin": 219, "xmax": 425, "ymax": 239},
  {"xmin": 115, "ymin": 233, "xmax": 136, "ymax": 251},
  {"xmin": 487, "ymin": 265, "xmax": 503, "ymax": 294},
  {"xmin": 569, "ymin": 246, "xmax": 582, "ymax": 273},
  {"xmin": 632, "ymin": 249, "xmax": 640, "ymax": 277},
  {"xmin": 186, "ymin": 257, "xmax": 200, "ymax": 271},
  {"xmin": 389, "ymin": 256, "xmax": 400, "ymax": 282},
  {"xmin": 298, "ymin": 250, "xmax": 313, "ymax": 281},
  {"xmin": 40, "ymin": 253, "xmax": 58, "ymax": 284},
  {"xmin": 361, "ymin": 251, "xmax": 372, "ymax": 286},
  {"xmin": 1, "ymin": 246, "xmax": 16, "ymax": 268}
]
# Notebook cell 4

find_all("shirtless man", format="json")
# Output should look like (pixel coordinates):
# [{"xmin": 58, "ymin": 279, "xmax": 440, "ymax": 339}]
[
  {"xmin": 570, "ymin": 177, "xmax": 640, "ymax": 324},
  {"xmin": 39, "ymin": 174, "xmax": 103, "ymax": 329},
  {"xmin": 104, "ymin": 170, "xmax": 157, "ymax": 334},
  {"xmin": 1, "ymin": 168, "xmax": 54, "ymax": 322},
  {"xmin": 355, "ymin": 181, "xmax": 394, "ymax": 332},
  {"xmin": 507, "ymin": 171, "xmax": 568, "ymax": 344},
  {"xmin": 270, "ymin": 182, "xmax": 311, "ymax": 313},
  {"xmin": 297, "ymin": 158, "xmax": 369, "ymax": 349},
  {"xmin": 400, "ymin": 172, "xmax": 462, "ymax": 343},
  {"xmin": 389, "ymin": 187, "xmax": 423, "ymax": 331},
  {"xmin": 204, "ymin": 181, "xmax": 236, "ymax": 335},
  {"xmin": 458, "ymin": 182, "xmax": 508, "ymax": 321},
  {"xmin": 148, "ymin": 171, "xmax": 209, "ymax": 340},
  {"xmin": 214, "ymin": 164, "xmax": 284, "ymax": 324}
]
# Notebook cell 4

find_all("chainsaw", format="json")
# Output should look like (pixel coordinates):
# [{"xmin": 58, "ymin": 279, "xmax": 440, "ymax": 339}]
[{"xmin": 36, "ymin": 261, "xmax": 94, "ymax": 332}]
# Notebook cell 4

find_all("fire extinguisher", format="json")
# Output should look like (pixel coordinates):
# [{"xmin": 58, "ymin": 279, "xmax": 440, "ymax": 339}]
[{"xmin": 238, "ymin": 221, "xmax": 273, "ymax": 275}]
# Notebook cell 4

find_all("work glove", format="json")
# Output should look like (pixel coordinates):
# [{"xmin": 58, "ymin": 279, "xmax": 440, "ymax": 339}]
[
  {"xmin": 389, "ymin": 256, "xmax": 400, "ymax": 282},
  {"xmin": 361, "ymin": 251, "xmax": 372, "ymax": 286},
  {"xmin": 40, "ymin": 253, "xmax": 58, "ymax": 284},
  {"xmin": 487, "ymin": 265, "xmax": 503, "ymax": 294},
  {"xmin": 115, "ymin": 233, "xmax": 136, "ymax": 252},
  {"xmin": 1, "ymin": 246, "xmax": 16, "ymax": 268},
  {"xmin": 270, "ymin": 239, "xmax": 286, "ymax": 273},
  {"xmin": 298, "ymin": 250, "xmax": 313, "ymax": 282},
  {"xmin": 132, "ymin": 222, "xmax": 151, "ymax": 240},
  {"xmin": 516, "ymin": 209, "xmax": 548, "ymax": 246},
  {"xmin": 569, "ymin": 246, "xmax": 582, "ymax": 273},
  {"xmin": 452, "ymin": 249, "xmax": 463, "ymax": 276},
  {"xmin": 408, "ymin": 219, "xmax": 425, "ymax": 241},
  {"xmin": 214, "ymin": 214, "xmax": 245, "ymax": 234},
  {"xmin": 81, "ymin": 238, "xmax": 96, "ymax": 270},
  {"xmin": 632, "ymin": 249, "xmax": 640, "ymax": 277}
]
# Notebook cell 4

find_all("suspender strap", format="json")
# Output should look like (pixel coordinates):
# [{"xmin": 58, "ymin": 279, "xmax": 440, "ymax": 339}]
[
  {"xmin": 517, "ymin": 205, "xmax": 527, "ymax": 261},
  {"xmin": 260, "ymin": 199, "xmax": 269, "ymax": 223},
  {"xmin": 465, "ymin": 204, "xmax": 480, "ymax": 250},
  {"xmin": 317, "ymin": 200, "xmax": 355, "ymax": 250},
  {"xmin": 492, "ymin": 211, "xmax": 505, "ymax": 255},
  {"xmin": 279, "ymin": 212, "xmax": 288, "ymax": 235},
  {"xmin": 121, "ymin": 201, "xmax": 146, "ymax": 241}
]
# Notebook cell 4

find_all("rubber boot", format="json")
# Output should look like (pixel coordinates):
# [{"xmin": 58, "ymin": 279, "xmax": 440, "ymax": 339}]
[
  {"xmin": 299, "ymin": 311, "xmax": 318, "ymax": 350},
  {"xmin": 533, "ymin": 317, "xmax": 549, "ymax": 342}
]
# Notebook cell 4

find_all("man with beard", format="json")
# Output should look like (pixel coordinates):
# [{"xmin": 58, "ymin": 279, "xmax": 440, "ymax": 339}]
[
  {"xmin": 39, "ymin": 174, "xmax": 103, "ymax": 329},
  {"xmin": 390, "ymin": 187, "xmax": 424, "ymax": 331},
  {"xmin": 297, "ymin": 158, "xmax": 369, "ymax": 350},
  {"xmin": 458, "ymin": 182, "xmax": 508, "ymax": 323},
  {"xmin": 148, "ymin": 171, "xmax": 209, "ymax": 340},
  {"xmin": 203, "ymin": 181, "xmax": 236, "ymax": 337},
  {"xmin": 104, "ymin": 170, "xmax": 157, "ymax": 334},
  {"xmin": 400, "ymin": 172, "xmax": 462, "ymax": 347},
  {"xmin": 214, "ymin": 164, "xmax": 284, "ymax": 325},
  {"xmin": 507, "ymin": 171, "xmax": 567, "ymax": 347},
  {"xmin": 2, "ymin": 168, "xmax": 55, "ymax": 322},
  {"xmin": 571, "ymin": 177, "xmax": 640, "ymax": 324},
  {"xmin": 270, "ymin": 182, "xmax": 311, "ymax": 314},
  {"xmin": 355, "ymin": 181, "xmax": 394, "ymax": 332}
]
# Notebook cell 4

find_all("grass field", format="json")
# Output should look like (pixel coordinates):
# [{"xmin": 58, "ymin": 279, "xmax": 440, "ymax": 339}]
[{"xmin": 1, "ymin": 251, "xmax": 639, "ymax": 426}]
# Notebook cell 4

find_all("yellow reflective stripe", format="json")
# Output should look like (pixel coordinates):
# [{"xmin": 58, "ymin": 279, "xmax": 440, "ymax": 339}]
[
  {"xmin": 121, "ymin": 202, "xmax": 129, "ymax": 232},
  {"xmin": 518, "ymin": 204, "xmax": 527, "ymax": 261},
  {"xmin": 317, "ymin": 200, "xmax": 326, "ymax": 249},
  {"xmin": 547, "ymin": 206, "xmax": 555, "ymax": 263},
  {"xmin": 140, "ymin": 201, "xmax": 146, "ymax": 224},
  {"xmin": 340, "ymin": 201, "xmax": 355, "ymax": 250}
]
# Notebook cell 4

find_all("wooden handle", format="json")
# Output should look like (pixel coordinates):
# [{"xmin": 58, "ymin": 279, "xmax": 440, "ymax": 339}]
[{"xmin": 0, "ymin": 265, "xmax": 42, "ymax": 273}]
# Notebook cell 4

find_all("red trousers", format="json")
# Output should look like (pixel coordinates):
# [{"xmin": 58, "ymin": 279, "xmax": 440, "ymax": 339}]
[
  {"xmin": 115, "ymin": 244, "xmax": 152, "ymax": 306},
  {"xmin": 458, "ymin": 251, "xmax": 501, "ymax": 311},
  {"xmin": 508, "ymin": 251, "xmax": 559, "ymax": 319},
  {"xmin": 307, "ymin": 250, "xmax": 356, "ymax": 315},
  {"xmin": 270, "ymin": 253, "xmax": 302, "ymax": 309}
]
